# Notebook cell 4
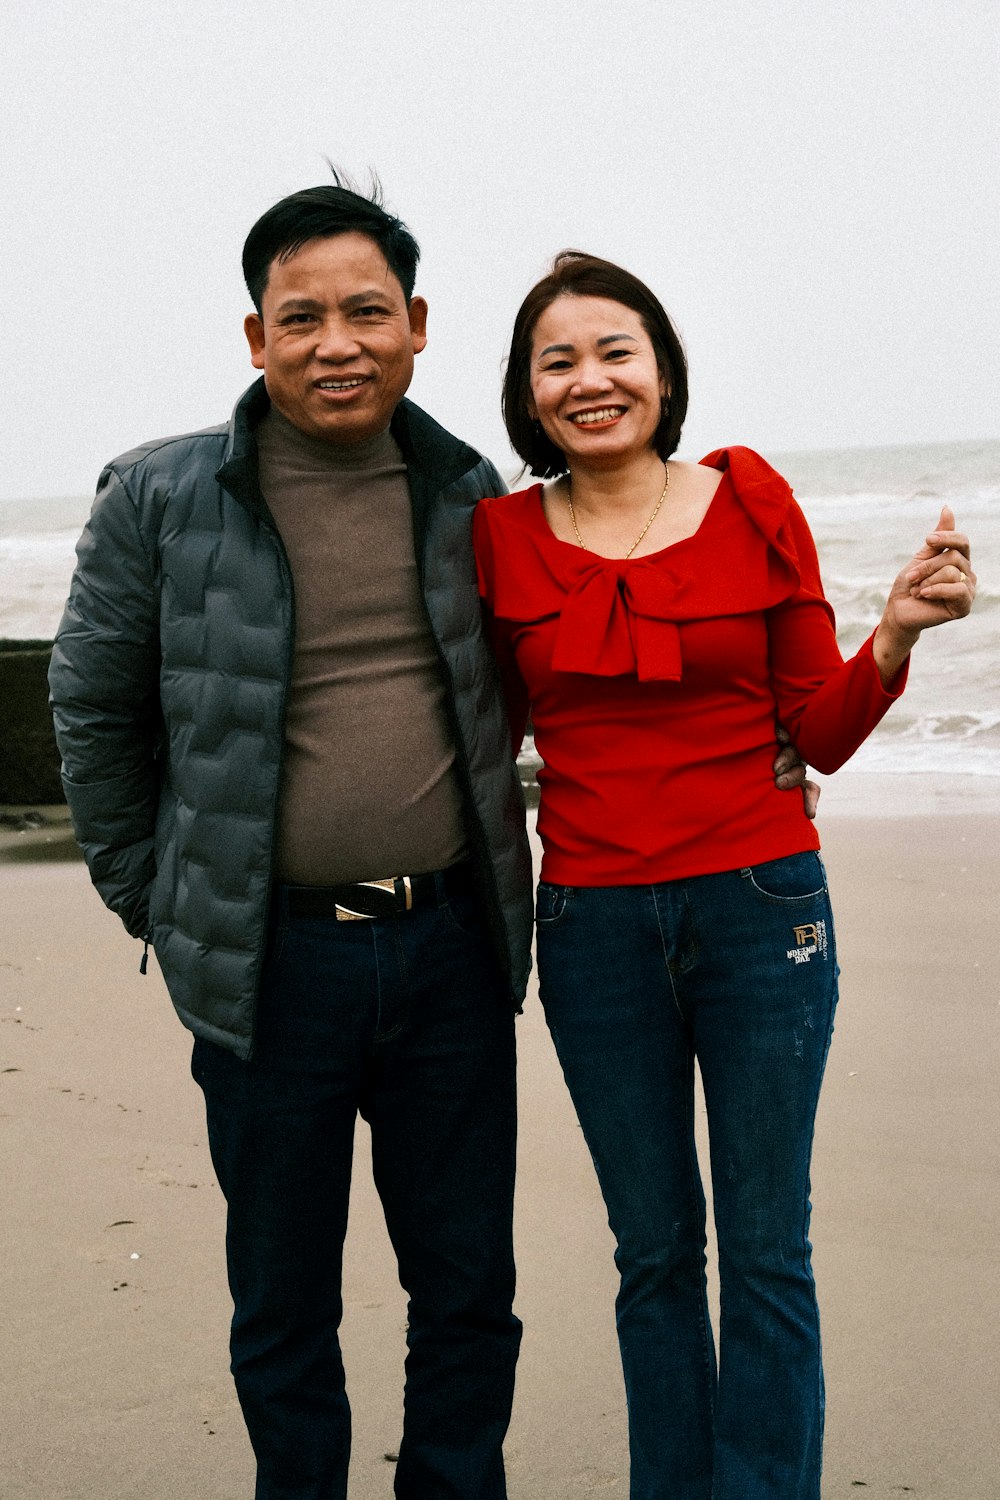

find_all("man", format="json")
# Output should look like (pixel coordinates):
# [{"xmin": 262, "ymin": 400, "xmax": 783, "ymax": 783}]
[
  {"xmin": 51, "ymin": 179, "xmax": 531, "ymax": 1500},
  {"xmin": 50, "ymin": 177, "xmax": 811, "ymax": 1499}
]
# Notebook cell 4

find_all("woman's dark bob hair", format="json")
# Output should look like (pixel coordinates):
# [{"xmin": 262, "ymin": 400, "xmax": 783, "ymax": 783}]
[{"xmin": 502, "ymin": 251, "xmax": 689, "ymax": 479}]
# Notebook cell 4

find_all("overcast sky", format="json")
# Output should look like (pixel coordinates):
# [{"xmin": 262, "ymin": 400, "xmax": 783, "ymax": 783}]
[{"xmin": 2, "ymin": 0, "xmax": 997, "ymax": 500}]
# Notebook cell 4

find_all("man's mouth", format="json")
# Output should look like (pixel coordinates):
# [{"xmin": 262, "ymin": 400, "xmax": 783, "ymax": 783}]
[
  {"xmin": 315, "ymin": 377, "xmax": 368, "ymax": 391},
  {"xmin": 569, "ymin": 406, "xmax": 626, "ymax": 425}
]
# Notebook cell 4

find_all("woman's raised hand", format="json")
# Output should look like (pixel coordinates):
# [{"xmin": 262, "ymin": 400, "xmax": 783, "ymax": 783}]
[{"xmin": 872, "ymin": 505, "xmax": 975, "ymax": 684}]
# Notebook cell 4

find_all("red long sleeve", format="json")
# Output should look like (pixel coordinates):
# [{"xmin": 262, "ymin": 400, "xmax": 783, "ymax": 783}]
[
  {"xmin": 764, "ymin": 501, "xmax": 907, "ymax": 773},
  {"xmin": 474, "ymin": 449, "xmax": 907, "ymax": 885}
]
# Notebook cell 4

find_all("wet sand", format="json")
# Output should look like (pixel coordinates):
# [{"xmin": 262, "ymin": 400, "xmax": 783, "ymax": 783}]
[{"xmin": 2, "ymin": 782, "xmax": 998, "ymax": 1497}]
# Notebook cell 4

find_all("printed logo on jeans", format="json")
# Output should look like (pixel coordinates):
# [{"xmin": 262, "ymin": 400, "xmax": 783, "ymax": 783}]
[{"xmin": 787, "ymin": 920, "xmax": 828, "ymax": 964}]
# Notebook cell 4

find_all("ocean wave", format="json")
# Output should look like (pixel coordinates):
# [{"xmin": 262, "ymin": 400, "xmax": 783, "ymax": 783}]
[
  {"xmin": 516, "ymin": 714, "xmax": 1000, "ymax": 787},
  {"xmin": 0, "ymin": 532, "xmax": 79, "ymax": 638},
  {"xmin": 824, "ymin": 581, "xmax": 1000, "ymax": 630},
  {"xmin": 823, "ymin": 709, "xmax": 1000, "ymax": 775},
  {"xmin": 777, "ymin": 439, "xmax": 1000, "ymax": 505},
  {"xmin": 3, "ymin": 442, "xmax": 997, "ymax": 783},
  {"xmin": 869, "ymin": 710, "xmax": 1000, "ymax": 743},
  {"xmin": 0, "ymin": 530, "xmax": 81, "ymax": 562},
  {"xmin": 823, "ymin": 576, "xmax": 893, "ymax": 615},
  {"xmin": 843, "ymin": 740, "xmax": 1000, "ymax": 776},
  {"xmin": 0, "ymin": 496, "xmax": 91, "ymax": 538}
]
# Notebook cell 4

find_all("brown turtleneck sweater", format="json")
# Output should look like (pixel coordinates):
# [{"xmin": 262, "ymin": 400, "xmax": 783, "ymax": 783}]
[{"xmin": 256, "ymin": 407, "xmax": 468, "ymax": 885}]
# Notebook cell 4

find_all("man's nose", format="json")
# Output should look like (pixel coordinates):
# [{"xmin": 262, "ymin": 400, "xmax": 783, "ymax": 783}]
[{"xmin": 314, "ymin": 318, "xmax": 362, "ymax": 360}]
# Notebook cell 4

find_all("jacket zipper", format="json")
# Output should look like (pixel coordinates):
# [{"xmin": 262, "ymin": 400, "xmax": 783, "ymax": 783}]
[
  {"xmin": 246, "ymin": 517, "xmax": 296, "ymax": 1054},
  {"xmin": 418, "ymin": 481, "xmax": 516, "ymax": 995}
]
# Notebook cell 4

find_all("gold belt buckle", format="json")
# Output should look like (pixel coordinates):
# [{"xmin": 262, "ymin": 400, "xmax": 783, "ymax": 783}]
[{"xmin": 335, "ymin": 876, "xmax": 412, "ymax": 921}]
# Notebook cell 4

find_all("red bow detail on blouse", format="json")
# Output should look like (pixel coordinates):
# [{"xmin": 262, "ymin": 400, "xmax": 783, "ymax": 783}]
[
  {"xmin": 551, "ymin": 559, "xmax": 693, "ymax": 681},
  {"xmin": 479, "ymin": 449, "xmax": 807, "ymax": 683}
]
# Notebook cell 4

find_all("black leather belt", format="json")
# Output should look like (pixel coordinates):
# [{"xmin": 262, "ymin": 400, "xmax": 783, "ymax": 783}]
[{"xmin": 285, "ymin": 863, "xmax": 468, "ymax": 922}]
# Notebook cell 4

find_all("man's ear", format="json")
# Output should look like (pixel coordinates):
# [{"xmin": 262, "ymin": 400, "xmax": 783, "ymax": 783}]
[
  {"xmin": 245, "ymin": 313, "xmax": 266, "ymax": 370},
  {"xmin": 408, "ymin": 296, "xmax": 428, "ymax": 355}
]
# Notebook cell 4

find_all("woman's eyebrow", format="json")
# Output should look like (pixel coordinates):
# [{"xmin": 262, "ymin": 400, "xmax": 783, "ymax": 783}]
[{"xmin": 537, "ymin": 333, "xmax": 639, "ymax": 358}]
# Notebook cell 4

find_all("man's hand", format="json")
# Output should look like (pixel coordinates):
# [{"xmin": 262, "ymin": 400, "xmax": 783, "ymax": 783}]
[{"xmin": 773, "ymin": 724, "xmax": 820, "ymax": 821}]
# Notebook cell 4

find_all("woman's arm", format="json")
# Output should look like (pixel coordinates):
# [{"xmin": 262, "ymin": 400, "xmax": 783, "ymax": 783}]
[{"xmin": 767, "ymin": 503, "xmax": 975, "ymax": 774}]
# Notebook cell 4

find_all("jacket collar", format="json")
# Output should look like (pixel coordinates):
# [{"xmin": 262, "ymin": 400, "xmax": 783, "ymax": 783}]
[
  {"xmin": 215, "ymin": 377, "xmax": 271, "ymax": 518},
  {"xmin": 216, "ymin": 379, "xmax": 487, "ymax": 543},
  {"xmin": 389, "ymin": 398, "xmax": 484, "ymax": 490},
  {"xmin": 391, "ymin": 399, "xmax": 486, "ymax": 565}
]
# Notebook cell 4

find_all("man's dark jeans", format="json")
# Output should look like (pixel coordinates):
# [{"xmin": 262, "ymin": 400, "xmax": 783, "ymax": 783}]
[{"xmin": 191, "ymin": 873, "xmax": 520, "ymax": 1499}]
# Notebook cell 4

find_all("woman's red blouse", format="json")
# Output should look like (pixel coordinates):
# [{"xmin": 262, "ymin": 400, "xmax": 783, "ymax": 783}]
[{"xmin": 474, "ymin": 447, "xmax": 906, "ymax": 886}]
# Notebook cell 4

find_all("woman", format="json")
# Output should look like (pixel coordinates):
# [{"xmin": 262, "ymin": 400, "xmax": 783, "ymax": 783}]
[{"xmin": 474, "ymin": 252, "xmax": 975, "ymax": 1499}]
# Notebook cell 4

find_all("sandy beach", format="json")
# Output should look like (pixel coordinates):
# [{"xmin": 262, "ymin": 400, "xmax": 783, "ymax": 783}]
[{"xmin": 2, "ymin": 780, "xmax": 998, "ymax": 1499}]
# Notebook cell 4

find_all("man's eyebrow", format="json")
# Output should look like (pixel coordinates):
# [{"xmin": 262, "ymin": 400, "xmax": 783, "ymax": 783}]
[
  {"xmin": 536, "ymin": 333, "xmax": 639, "ymax": 358},
  {"xmin": 273, "ymin": 296, "xmax": 323, "ymax": 315},
  {"xmin": 342, "ymin": 289, "xmax": 395, "ymax": 309},
  {"xmin": 272, "ymin": 289, "xmax": 396, "ymax": 316}
]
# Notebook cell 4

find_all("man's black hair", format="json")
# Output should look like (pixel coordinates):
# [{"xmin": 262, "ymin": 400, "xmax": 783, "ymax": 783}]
[{"xmin": 242, "ymin": 167, "xmax": 421, "ymax": 312}]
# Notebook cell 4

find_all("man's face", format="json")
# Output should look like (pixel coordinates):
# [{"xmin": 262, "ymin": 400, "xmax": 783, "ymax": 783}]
[{"xmin": 244, "ymin": 231, "xmax": 428, "ymax": 444}]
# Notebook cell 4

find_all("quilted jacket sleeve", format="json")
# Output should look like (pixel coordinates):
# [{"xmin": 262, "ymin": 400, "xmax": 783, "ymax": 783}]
[
  {"xmin": 473, "ymin": 497, "xmax": 531, "ymax": 755},
  {"xmin": 48, "ymin": 463, "xmax": 163, "ymax": 938}
]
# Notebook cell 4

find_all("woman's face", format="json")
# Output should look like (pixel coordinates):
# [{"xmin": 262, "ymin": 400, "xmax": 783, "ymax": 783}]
[{"xmin": 527, "ymin": 294, "xmax": 667, "ymax": 469}]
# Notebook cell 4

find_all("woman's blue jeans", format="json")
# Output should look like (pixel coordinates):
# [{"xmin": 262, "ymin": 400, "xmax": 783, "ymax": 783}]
[{"xmin": 536, "ymin": 852, "xmax": 838, "ymax": 1500}]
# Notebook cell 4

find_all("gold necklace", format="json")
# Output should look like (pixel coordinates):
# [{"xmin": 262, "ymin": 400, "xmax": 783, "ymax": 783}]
[{"xmin": 566, "ymin": 461, "xmax": 670, "ymax": 560}]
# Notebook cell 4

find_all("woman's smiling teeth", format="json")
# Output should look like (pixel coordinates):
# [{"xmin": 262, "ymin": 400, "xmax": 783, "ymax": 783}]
[{"xmin": 570, "ymin": 406, "xmax": 626, "ymax": 425}]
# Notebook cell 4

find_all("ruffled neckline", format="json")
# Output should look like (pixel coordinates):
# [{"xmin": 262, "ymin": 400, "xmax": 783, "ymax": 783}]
[
  {"xmin": 518, "ymin": 470, "xmax": 721, "ymax": 567},
  {"xmin": 482, "ymin": 447, "xmax": 805, "ymax": 682}
]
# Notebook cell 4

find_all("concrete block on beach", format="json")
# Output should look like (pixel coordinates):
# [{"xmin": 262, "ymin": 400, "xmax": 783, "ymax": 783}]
[{"xmin": 0, "ymin": 639, "xmax": 64, "ymax": 804}]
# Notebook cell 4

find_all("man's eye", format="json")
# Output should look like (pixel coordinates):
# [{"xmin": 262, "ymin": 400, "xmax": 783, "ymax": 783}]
[
  {"xmin": 281, "ymin": 313, "xmax": 314, "ymax": 325},
  {"xmin": 355, "ymin": 305, "xmax": 387, "ymax": 318}
]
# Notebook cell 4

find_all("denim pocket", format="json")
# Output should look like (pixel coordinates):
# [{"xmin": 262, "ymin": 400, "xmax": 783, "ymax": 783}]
[
  {"xmin": 536, "ymin": 882, "xmax": 573, "ymax": 927},
  {"xmin": 741, "ymin": 851, "xmax": 827, "ymax": 903}
]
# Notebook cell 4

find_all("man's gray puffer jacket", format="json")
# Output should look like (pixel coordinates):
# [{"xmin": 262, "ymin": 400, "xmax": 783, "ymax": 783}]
[{"xmin": 49, "ymin": 380, "xmax": 533, "ymax": 1059}]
